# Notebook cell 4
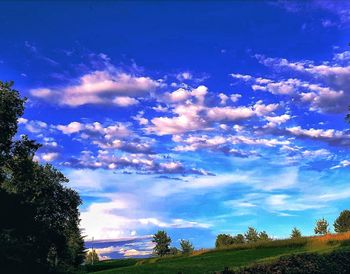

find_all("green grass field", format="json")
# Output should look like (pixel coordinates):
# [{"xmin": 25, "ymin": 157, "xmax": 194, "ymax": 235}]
[{"xmin": 86, "ymin": 234, "xmax": 350, "ymax": 274}]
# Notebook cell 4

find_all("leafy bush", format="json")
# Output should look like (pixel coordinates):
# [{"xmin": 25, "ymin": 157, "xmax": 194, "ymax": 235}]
[{"xmin": 216, "ymin": 234, "xmax": 235, "ymax": 248}]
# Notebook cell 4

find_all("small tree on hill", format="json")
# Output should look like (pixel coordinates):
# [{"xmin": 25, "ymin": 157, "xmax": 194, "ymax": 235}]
[
  {"xmin": 291, "ymin": 227, "xmax": 302, "ymax": 238},
  {"xmin": 153, "ymin": 230, "xmax": 171, "ymax": 256},
  {"xmin": 85, "ymin": 249, "xmax": 99, "ymax": 265},
  {"xmin": 334, "ymin": 210, "xmax": 350, "ymax": 233},
  {"xmin": 258, "ymin": 231, "xmax": 270, "ymax": 241},
  {"xmin": 180, "ymin": 239, "xmax": 194, "ymax": 255},
  {"xmin": 215, "ymin": 234, "xmax": 234, "ymax": 248},
  {"xmin": 314, "ymin": 218, "xmax": 329, "ymax": 235},
  {"xmin": 245, "ymin": 227, "xmax": 259, "ymax": 243}
]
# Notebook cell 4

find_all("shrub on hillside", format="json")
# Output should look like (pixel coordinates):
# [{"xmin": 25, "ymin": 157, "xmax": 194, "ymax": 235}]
[
  {"xmin": 180, "ymin": 239, "xmax": 194, "ymax": 255},
  {"xmin": 216, "ymin": 234, "xmax": 235, "ymax": 248}
]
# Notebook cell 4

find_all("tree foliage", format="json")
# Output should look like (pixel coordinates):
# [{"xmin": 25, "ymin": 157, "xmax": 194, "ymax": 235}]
[
  {"xmin": 152, "ymin": 230, "xmax": 171, "ymax": 256},
  {"xmin": 215, "ymin": 234, "xmax": 234, "ymax": 248},
  {"xmin": 245, "ymin": 227, "xmax": 259, "ymax": 243},
  {"xmin": 232, "ymin": 234, "xmax": 245, "ymax": 244},
  {"xmin": 314, "ymin": 218, "xmax": 330, "ymax": 235},
  {"xmin": 180, "ymin": 239, "xmax": 194, "ymax": 255},
  {"xmin": 291, "ymin": 227, "xmax": 302, "ymax": 239},
  {"xmin": 258, "ymin": 231, "xmax": 270, "ymax": 241},
  {"xmin": 334, "ymin": 210, "xmax": 350, "ymax": 233},
  {"xmin": 216, "ymin": 229, "xmax": 270, "ymax": 248},
  {"xmin": 0, "ymin": 81, "xmax": 85, "ymax": 273}
]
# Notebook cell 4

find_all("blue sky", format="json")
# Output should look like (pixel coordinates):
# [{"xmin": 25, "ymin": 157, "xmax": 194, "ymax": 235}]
[{"xmin": 2, "ymin": 1, "xmax": 350, "ymax": 259}]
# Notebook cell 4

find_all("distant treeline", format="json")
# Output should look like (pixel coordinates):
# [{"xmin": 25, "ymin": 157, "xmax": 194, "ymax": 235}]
[{"xmin": 214, "ymin": 209, "xmax": 350, "ymax": 249}]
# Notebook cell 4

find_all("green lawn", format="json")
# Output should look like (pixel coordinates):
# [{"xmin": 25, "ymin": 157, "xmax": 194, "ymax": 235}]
[{"xmin": 88, "ymin": 237, "xmax": 349, "ymax": 274}]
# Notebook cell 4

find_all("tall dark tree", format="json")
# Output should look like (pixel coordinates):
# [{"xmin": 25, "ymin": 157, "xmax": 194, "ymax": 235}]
[
  {"xmin": 152, "ymin": 230, "xmax": 171, "ymax": 256},
  {"xmin": 0, "ymin": 81, "xmax": 85, "ymax": 273},
  {"xmin": 334, "ymin": 210, "xmax": 350, "ymax": 233}
]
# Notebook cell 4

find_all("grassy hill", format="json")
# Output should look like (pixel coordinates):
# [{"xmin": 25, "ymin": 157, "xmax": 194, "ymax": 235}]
[{"xmin": 85, "ymin": 232, "xmax": 350, "ymax": 274}]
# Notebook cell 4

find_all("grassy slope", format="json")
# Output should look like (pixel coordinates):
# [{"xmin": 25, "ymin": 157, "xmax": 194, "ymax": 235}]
[{"xmin": 90, "ymin": 234, "xmax": 350, "ymax": 274}]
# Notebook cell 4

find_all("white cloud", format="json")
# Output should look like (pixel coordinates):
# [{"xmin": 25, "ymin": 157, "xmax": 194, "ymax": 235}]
[
  {"xmin": 35, "ymin": 152, "xmax": 59, "ymax": 162},
  {"xmin": 152, "ymin": 105, "xmax": 168, "ymax": 112},
  {"xmin": 24, "ymin": 120, "xmax": 48, "ymax": 133},
  {"xmin": 41, "ymin": 152, "xmax": 59, "ymax": 162},
  {"xmin": 331, "ymin": 160, "xmax": 350, "ymax": 169},
  {"xmin": 113, "ymin": 96, "xmax": 139, "ymax": 106},
  {"xmin": 30, "ymin": 88, "xmax": 53, "ymax": 98},
  {"xmin": 230, "ymin": 73, "xmax": 253, "ymax": 81},
  {"xmin": 138, "ymin": 217, "xmax": 211, "ymax": 228},
  {"xmin": 164, "ymin": 88, "xmax": 191, "ymax": 102},
  {"xmin": 57, "ymin": 121, "xmax": 84, "ymax": 134},
  {"xmin": 251, "ymin": 54, "xmax": 350, "ymax": 113},
  {"xmin": 57, "ymin": 121, "xmax": 131, "ymax": 137},
  {"xmin": 176, "ymin": 71, "xmax": 192, "ymax": 81},
  {"xmin": 218, "ymin": 93, "xmax": 229, "ymax": 105},
  {"xmin": 230, "ymin": 93, "xmax": 242, "ymax": 102},
  {"xmin": 31, "ymin": 69, "xmax": 160, "ymax": 107},
  {"xmin": 265, "ymin": 114, "xmax": 291, "ymax": 128},
  {"xmin": 148, "ymin": 104, "xmax": 208, "ymax": 135},
  {"xmin": 286, "ymin": 126, "xmax": 344, "ymax": 139},
  {"xmin": 119, "ymin": 248, "xmax": 153, "ymax": 257},
  {"xmin": 207, "ymin": 106, "xmax": 255, "ymax": 121},
  {"xmin": 302, "ymin": 149, "xmax": 331, "ymax": 158},
  {"xmin": 18, "ymin": 117, "xmax": 28, "ymax": 124}
]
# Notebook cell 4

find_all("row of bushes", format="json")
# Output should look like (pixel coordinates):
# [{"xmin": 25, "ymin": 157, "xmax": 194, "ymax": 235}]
[
  {"xmin": 229, "ymin": 250, "xmax": 350, "ymax": 273},
  {"xmin": 215, "ymin": 227, "xmax": 273, "ymax": 248},
  {"xmin": 216, "ymin": 209, "xmax": 350, "ymax": 249}
]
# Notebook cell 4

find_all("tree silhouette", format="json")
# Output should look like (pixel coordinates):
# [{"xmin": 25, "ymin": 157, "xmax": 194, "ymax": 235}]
[
  {"xmin": 0, "ymin": 81, "xmax": 85, "ymax": 272},
  {"xmin": 153, "ymin": 230, "xmax": 171, "ymax": 256}
]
